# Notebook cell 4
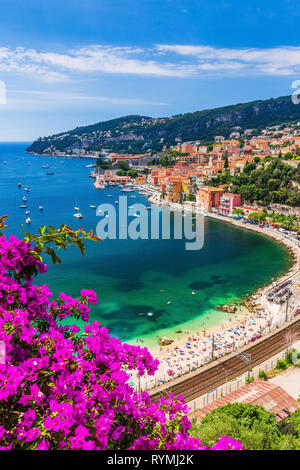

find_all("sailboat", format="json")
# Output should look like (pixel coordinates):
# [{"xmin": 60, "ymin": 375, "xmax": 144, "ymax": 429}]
[{"xmin": 73, "ymin": 203, "xmax": 83, "ymax": 218}]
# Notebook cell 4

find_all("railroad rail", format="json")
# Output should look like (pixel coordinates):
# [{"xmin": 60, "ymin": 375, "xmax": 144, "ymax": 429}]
[{"xmin": 149, "ymin": 318, "xmax": 300, "ymax": 403}]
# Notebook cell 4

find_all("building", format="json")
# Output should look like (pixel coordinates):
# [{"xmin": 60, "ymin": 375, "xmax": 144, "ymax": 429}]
[
  {"xmin": 219, "ymin": 193, "xmax": 242, "ymax": 215},
  {"xmin": 190, "ymin": 380, "xmax": 299, "ymax": 423},
  {"xmin": 197, "ymin": 186, "xmax": 225, "ymax": 211}
]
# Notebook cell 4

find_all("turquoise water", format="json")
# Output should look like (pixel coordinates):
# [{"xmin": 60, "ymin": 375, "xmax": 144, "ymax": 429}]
[{"xmin": 0, "ymin": 143, "xmax": 291, "ymax": 348}]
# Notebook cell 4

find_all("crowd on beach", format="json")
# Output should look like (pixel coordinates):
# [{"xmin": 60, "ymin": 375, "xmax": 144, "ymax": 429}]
[
  {"xmin": 129, "ymin": 308, "xmax": 271, "ymax": 391},
  {"xmin": 127, "ymin": 187, "xmax": 300, "ymax": 393}
]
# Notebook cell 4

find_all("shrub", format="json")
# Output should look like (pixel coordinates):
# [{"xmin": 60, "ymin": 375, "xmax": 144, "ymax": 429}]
[
  {"xmin": 258, "ymin": 370, "xmax": 268, "ymax": 381},
  {"xmin": 276, "ymin": 359, "xmax": 289, "ymax": 370}
]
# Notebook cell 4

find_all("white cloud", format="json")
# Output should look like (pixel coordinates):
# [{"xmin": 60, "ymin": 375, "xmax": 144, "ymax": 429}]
[
  {"xmin": 0, "ymin": 43, "xmax": 300, "ymax": 83},
  {"xmin": 156, "ymin": 44, "xmax": 300, "ymax": 76},
  {"xmin": 6, "ymin": 89, "xmax": 169, "ymax": 109},
  {"xmin": 0, "ymin": 45, "xmax": 194, "ymax": 81}
]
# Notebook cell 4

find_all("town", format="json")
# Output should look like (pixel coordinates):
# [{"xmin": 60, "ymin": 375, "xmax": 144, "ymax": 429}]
[{"xmin": 83, "ymin": 121, "xmax": 300, "ymax": 233}]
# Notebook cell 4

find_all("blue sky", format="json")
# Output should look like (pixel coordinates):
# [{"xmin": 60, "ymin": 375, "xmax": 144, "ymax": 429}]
[{"xmin": 1, "ymin": 0, "xmax": 300, "ymax": 140}]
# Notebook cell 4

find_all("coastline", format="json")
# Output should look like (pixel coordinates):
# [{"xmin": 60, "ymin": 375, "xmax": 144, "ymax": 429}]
[{"xmin": 128, "ymin": 187, "xmax": 300, "ymax": 391}]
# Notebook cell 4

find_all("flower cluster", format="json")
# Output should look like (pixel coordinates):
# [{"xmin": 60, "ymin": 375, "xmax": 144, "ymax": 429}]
[{"xmin": 0, "ymin": 233, "xmax": 242, "ymax": 450}]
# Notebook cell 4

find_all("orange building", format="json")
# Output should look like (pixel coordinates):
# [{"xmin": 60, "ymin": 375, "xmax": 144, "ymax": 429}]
[{"xmin": 197, "ymin": 186, "xmax": 225, "ymax": 211}]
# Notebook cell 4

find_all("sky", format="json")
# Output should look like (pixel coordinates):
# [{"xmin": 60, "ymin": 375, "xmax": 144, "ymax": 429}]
[{"xmin": 1, "ymin": 0, "xmax": 300, "ymax": 141}]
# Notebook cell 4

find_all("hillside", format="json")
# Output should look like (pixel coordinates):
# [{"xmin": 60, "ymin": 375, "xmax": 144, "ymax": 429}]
[{"xmin": 27, "ymin": 95, "xmax": 300, "ymax": 155}]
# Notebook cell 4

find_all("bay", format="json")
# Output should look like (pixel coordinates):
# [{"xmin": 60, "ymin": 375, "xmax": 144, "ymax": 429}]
[{"xmin": 0, "ymin": 143, "xmax": 291, "ymax": 349}]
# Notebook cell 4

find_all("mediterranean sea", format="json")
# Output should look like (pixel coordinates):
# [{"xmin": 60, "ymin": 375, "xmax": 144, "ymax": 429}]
[{"xmin": 0, "ymin": 143, "xmax": 291, "ymax": 349}]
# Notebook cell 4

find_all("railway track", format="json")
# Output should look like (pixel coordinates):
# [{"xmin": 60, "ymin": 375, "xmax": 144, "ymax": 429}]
[{"xmin": 149, "ymin": 319, "xmax": 300, "ymax": 403}]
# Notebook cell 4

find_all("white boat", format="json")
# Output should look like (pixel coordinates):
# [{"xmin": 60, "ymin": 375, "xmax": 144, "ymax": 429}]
[
  {"xmin": 105, "ymin": 215, "xmax": 109, "ymax": 219},
  {"xmin": 86, "ymin": 164, "xmax": 94, "ymax": 168},
  {"xmin": 74, "ymin": 205, "xmax": 80, "ymax": 211},
  {"xmin": 89, "ymin": 204, "xmax": 96, "ymax": 209},
  {"xmin": 25, "ymin": 210, "xmax": 30, "ymax": 215},
  {"xmin": 19, "ymin": 205, "xmax": 27, "ymax": 208},
  {"xmin": 133, "ymin": 213, "xmax": 139, "ymax": 217},
  {"xmin": 39, "ymin": 205, "xmax": 43, "ymax": 211},
  {"xmin": 121, "ymin": 187, "xmax": 134, "ymax": 193},
  {"xmin": 24, "ymin": 187, "xmax": 30, "ymax": 192},
  {"xmin": 115, "ymin": 201, "xmax": 119, "ymax": 204},
  {"xmin": 18, "ymin": 182, "xmax": 22, "ymax": 187},
  {"xmin": 25, "ymin": 217, "xmax": 31, "ymax": 224},
  {"xmin": 22, "ymin": 196, "xmax": 27, "ymax": 202},
  {"xmin": 73, "ymin": 212, "xmax": 83, "ymax": 218},
  {"xmin": 107, "ymin": 194, "xmax": 112, "ymax": 197}
]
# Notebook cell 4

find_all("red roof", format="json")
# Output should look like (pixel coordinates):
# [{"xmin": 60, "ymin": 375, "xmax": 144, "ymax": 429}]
[{"xmin": 190, "ymin": 380, "xmax": 299, "ymax": 423}]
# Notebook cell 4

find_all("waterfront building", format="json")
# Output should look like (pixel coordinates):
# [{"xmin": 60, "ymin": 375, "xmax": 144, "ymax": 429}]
[
  {"xmin": 219, "ymin": 193, "xmax": 242, "ymax": 216},
  {"xmin": 197, "ymin": 186, "xmax": 225, "ymax": 211}
]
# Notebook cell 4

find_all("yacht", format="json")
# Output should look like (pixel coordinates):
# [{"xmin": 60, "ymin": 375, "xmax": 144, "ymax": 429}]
[
  {"xmin": 74, "ymin": 204, "xmax": 80, "ymax": 211},
  {"xmin": 24, "ymin": 187, "xmax": 30, "ymax": 192},
  {"xmin": 73, "ymin": 212, "xmax": 83, "ymax": 219},
  {"xmin": 89, "ymin": 204, "xmax": 96, "ymax": 209},
  {"xmin": 121, "ymin": 187, "xmax": 134, "ymax": 193},
  {"xmin": 19, "ymin": 204, "xmax": 27, "ymax": 208},
  {"xmin": 115, "ymin": 200, "xmax": 119, "ymax": 205},
  {"xmin": 25, "ymin": 217, "xmax": 31, "ymax": 224},
  {"xmin": 86, "ymin": 164, "xmax": 94, "ymax": 168},
  {"xmin": 25, "ymin": 210, "xmax": 30, "ymax": 215}
]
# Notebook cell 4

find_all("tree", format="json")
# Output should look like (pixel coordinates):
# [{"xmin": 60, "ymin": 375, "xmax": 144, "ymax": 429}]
[
  {"xmin": 232, "ymin": 208, "xmax": 244, "ymax": 216},
  {"xmin": 189, "ymin": 403, "xmax": 282, "ymax": 450},
  {"xmin": 117, "ymin": 160, "xmax": 130, "ymax": 171},
  {"xmin": 248, "ymin": 212, "xmax": 266, "ymax": 223}
]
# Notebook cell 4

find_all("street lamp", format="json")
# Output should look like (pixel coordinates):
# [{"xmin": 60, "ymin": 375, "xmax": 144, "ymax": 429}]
[
  {"xmin": 218, "ymin": 363, "xmax": 228, "ymax": 395},
  {"xmin": 237, "ymin": 352, "xmax": 251, "ymax": 378}
]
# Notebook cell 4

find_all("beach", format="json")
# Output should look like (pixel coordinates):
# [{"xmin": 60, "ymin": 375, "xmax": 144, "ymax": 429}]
[{"xmin": 128, "ymin": 186, "xmax": 300, "ymax": 392}]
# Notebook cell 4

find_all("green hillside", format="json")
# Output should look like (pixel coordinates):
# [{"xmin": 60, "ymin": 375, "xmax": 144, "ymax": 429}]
[{"xmin": 27, "ymin": 95, "xmax": 300, "ymax": 154}]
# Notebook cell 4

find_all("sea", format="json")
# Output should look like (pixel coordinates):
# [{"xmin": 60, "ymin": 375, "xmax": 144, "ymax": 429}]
[{"xmin": 0, "ymin": 142, "xmax": 291, "ymax": 350}]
